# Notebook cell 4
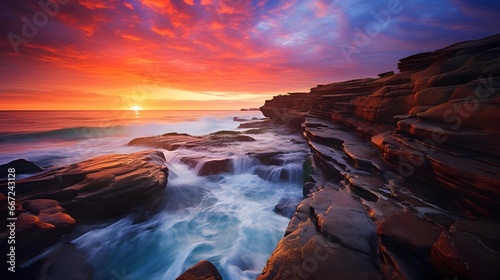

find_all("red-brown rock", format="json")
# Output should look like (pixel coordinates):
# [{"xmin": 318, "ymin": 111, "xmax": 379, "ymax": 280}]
[{"xmin": 176, "ymin": 260, "xmax": 223, "ymax": 280}]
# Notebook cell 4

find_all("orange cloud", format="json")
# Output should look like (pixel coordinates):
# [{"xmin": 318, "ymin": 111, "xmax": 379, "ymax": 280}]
[
  {"xmin": 151, "ymin": 26, "xmax": 175, "ymax": 37},
  {"xmin": 1, "ymin": 0, "xmax": 499, "ymax": 110},
  {"xmin": 79, "ymin": 0, "xmax": 107, "ymax": 10}
]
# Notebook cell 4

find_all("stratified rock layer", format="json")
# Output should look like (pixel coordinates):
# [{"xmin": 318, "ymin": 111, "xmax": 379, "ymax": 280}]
[
  {"xmin": 0, "ymin": 150, "xmax": 168, "ymax": 266},
  {"xmin": 259, "ymin": 34, "xmax": 500, "ymax": 279}
]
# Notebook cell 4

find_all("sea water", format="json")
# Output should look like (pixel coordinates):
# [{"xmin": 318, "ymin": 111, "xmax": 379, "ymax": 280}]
[{"xmin": 0, "ymin": 110, "xmax": 309, "ymax": 279}]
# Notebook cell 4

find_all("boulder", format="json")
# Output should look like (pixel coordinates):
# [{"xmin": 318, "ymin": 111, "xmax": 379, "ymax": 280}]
[
  {"xmin": 176, "ymin": 260, "xmax": 223, "ymax": 280},
  {"xmin": 0, "ymin": 150, "xmax": 168, "ymax": 266}
]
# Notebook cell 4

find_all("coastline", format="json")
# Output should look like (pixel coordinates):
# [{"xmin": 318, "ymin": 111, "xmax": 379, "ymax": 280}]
[
  {"xmin": 257, "ymin": 33, "xmax": 500, "ymax": 279},
  {"xmin": 1, "ymin": 33, "xmax": 499, "ymax": 279}
]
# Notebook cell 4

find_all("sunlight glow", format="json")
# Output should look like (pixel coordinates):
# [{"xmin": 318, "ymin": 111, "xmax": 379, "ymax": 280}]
[{"xmin": 131, "ymin": 105, "xmax": 141, "ymax": 111}]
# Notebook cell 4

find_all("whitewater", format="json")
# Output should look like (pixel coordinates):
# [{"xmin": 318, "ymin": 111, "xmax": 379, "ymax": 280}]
[{"xmin": 0, "ymin": 110, "xmax": 309, "ymax": 279}]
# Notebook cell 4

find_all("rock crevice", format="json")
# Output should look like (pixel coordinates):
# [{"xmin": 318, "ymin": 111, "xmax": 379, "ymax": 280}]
[{"xmin": 258, "ymin": 34, "xmax": 500, "ymax": 279}]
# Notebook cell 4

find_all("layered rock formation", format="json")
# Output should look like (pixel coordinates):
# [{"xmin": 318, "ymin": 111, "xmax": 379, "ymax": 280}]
[
  {"xmin": 0, "ymin": 150, "xmax": 168, "ymax": 270},
  {"xmin": 258, "ymin": 34, "xmax": 500, "ymax": 279}
]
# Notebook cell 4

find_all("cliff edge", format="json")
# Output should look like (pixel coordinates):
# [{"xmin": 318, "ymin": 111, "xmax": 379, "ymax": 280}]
[{"xmin": 258, "ymin": 34, "xmax": 500, "ymax": 279}]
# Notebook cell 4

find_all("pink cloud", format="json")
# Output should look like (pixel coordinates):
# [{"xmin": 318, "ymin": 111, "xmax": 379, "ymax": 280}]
[{"xmin": 1, "ymin": 0, "xmax": 499, "ymax": 110}]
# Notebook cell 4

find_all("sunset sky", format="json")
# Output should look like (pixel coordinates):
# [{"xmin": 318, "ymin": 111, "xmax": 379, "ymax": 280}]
[{"xmin": 1, "ymin": 0, "xmax": 499, "ymax": 110}]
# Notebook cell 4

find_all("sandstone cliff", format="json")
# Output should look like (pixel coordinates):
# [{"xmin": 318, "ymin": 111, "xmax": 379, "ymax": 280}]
[{"xmin": 258, "ymin": 34, "xmax": 500, "ymax": 279}]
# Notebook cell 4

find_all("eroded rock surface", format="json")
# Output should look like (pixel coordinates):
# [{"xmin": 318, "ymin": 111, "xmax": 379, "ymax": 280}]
[
  {"xmin": 0, "ymin": 150, "xmax": 168, "ymax": 265},
  {"xmin": 258, "ymin": 34, "xmax": 500, "ymax": 279}
]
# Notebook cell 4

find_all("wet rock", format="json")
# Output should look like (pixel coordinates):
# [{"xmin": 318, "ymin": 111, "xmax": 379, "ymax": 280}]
[
  {"xmin": 0, "ymin": 199, "xmax": 75, "ymax": 268},
  {"xmin": 197, "ymin": 158, "xmax": 232, "ymax": 176},
  {"xmin": 243, "ymin": 128, "xmax": 269, "ymax": 134},
  {"xmin": 258, "ymin": 188, "xmax": 382, "ymax": 280},
  {"xmin": 0, "ymin": 150, "xmax": 168, "ymax": 266},
  {"xmin": 6, "ymin": 213, "xmax": 61, "ymax": 264},
  {"xmin": 258, "ymin": 33, "xmax": 500, "ymax": 280},
  {"xmin": 128, "ymin": 133, "xmax": 204, "ymax": 150},
  {"xmin": 274, "ymin": 197, "xmax": 300, "ymax": 218},
  {"xmin": 237, "ymin": 120, "xmax": 274, "ymax": 129},
  {"xmin": 303, "ymin": 182, "xmax": 315, "ymax": 197},
  {"xmin": 23, "ymin": 199, "xmax": 76, "ymax": 234},
  {"xmin": 233, "ymin": 117, "xmax": 249, "ymax": 122},
  {"xmin": 176, "ymin": 260, "xmax": 223, "ymax": 280},
  {"xmin": 249, "ymin": 152, "xmax": 281, "ymax": 165},
  {"xmin": 128, "ymin": 132, "xmax": 255, "ymax": 150}
]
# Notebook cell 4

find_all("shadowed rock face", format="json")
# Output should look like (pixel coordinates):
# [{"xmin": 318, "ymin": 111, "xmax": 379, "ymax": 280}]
[
  {"xmin": 0, "ymin": 150, "xmax": 168, "ymax": 265},
  {"xmin": 176, "ymin": 260, "xmax": 223, "ymax": 280},
  {"xmin": 258, "ymin": 33, "xmax": 500, "ymax": 279}
]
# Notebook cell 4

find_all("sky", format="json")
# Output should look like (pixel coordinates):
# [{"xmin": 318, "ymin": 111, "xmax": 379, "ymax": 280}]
[{"xmin": 1, "ymin": 0, "xmax": 499, "ymax": 110}]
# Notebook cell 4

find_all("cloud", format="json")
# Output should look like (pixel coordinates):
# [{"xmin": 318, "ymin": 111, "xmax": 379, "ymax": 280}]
[{"xmin": 0, "ymin": 0, "xmax": 499, "ymax": 109}]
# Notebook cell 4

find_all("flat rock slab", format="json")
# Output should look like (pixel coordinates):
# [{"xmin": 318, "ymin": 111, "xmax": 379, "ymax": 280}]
[
  {"xmin": 128, "ymin": 132, "xmax": 256, "ymax": 150},
  {"xmin": 378, "ymin": 212, "xmax": 443, "ymax": 256},
  {"xmin": 258, "ymin": 188, "xmax": 382, "ymax": 280}
]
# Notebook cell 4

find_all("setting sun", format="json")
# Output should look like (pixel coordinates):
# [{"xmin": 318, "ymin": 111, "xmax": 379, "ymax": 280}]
[{"xmin": 131, "ymin": 105, "xmax": 141, "ymax": 111}]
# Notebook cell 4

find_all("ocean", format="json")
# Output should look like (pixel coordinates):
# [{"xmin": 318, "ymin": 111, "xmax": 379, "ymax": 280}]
[
  {"xmin": 0, "ymin": 110, "xmax": 309, "ymax": 280},
  {"xmin": 0, "ymin": 110, "xmax": 269, "ymax": 169}
]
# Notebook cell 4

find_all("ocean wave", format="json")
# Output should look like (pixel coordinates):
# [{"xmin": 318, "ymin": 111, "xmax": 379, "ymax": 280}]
[{"xmin": 0, "ymin": 125, "xmax": 127, "ymax": 143}]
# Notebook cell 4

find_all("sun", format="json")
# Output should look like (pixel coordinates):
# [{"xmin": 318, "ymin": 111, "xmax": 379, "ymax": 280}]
[{"xmin": 131, "ymin": 105, "xmax": 141, "ymax": 111}]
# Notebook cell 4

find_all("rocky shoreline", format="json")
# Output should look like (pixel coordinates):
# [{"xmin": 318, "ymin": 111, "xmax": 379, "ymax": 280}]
[
  {"xmin": 0, "ymin": 120, "xmax": 309, "ymax": 279},
  {"xmin": 257, "ymin": 33, "xmax": 500, "ymax": 279},
  {"xmin": 1, "ymin": 33, "xmax": 499, "ymax": 280},
  {"xmin": 0, "ymin": 151, "xmax": 169, "ymax": 278}
]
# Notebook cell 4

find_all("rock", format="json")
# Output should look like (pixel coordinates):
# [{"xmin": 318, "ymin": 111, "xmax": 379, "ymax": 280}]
[
  {"xmin": 302, "ymin": 182, "xmax": 315, "ymax": 197},
  {"xmin": 23, "ymin": 199, "xmax": 76, "ymax": 234},
  {"xmin": 128, "ymin": 132, "xmax": 255, "ymax": 150},
  {"xmin": 0, "ymin": 150, "xmax": 168, "ymax": 266},
  {"xmin": 237, "ymin": 120, "xmax": 274, "ymax": 129},
  {"xmin": 2, "ymin": 212, "xmax": 61, "ymax": 264},
  {"xmin": 0, "ymin": 159, "xmax": 43, "ymax": 177},
  {"xmin": 233, "ymin": 117, "xmax": 249, "ymax": 122},
  {"xmin": 197, "ymin": 158, "xmax": 232, "ymax": 176},
  {"xmin": 377, "ymin": 212, "xmax": 443, "ymax": 279},
  {"xmin": 274, "ymin": 197, "xmax": 300, "ymax": 218},
  {"xmin": 378, "ymin": 212, "xmax": 444, "ymax": 257},
  {"xmin": 248, "ymin": 152, "xmax": 281, "ymax": 165},
  {"xmin": 258, "ymin": 33, "xmax": 500, "ymax": 280},
  {"xmin": 431, "ymin": 219, "xmax": 500, "ymax": 279},
  {"xmin": 176, "ymin": 260, "xmax": 223, "ymax": 280},
  {"xmin": 378, "ymin": 71, "xmax": 395, "ymax": 78},
  {"xmin": 180, "ymin": 156, "xmax": 234, "ymax": 176},
  {"xmin": 258, "ymin": 188, "xmax": 382, "ymax": 280},
  {"xmin": 128, "ymin": 133, "xmax": 204, "ymax": 150}
]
